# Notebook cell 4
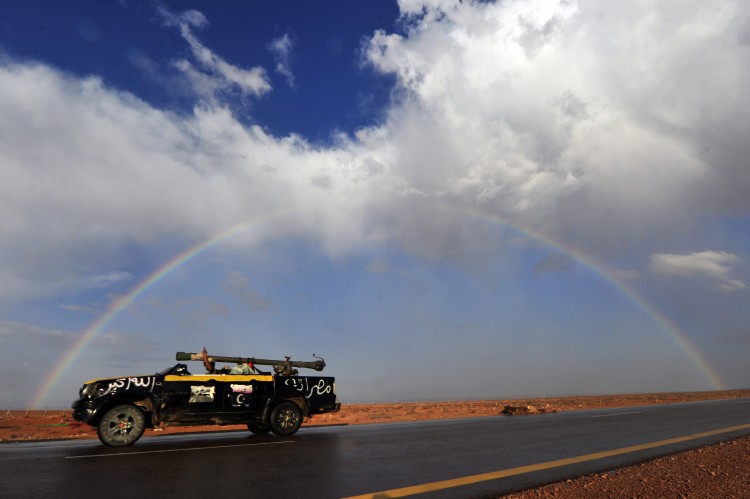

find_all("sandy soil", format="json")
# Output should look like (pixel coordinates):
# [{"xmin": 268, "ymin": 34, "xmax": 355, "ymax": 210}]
[
  {"xmin": 2, "ymin": 389, "xmax": 748, "ymax": 497},
  {"xmin": 505, "ymin": 436, "xmax": 750, "ymax": 498}
]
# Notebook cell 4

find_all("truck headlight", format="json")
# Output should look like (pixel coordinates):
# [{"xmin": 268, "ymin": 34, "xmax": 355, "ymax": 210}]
[{"xmin": 81, "ymin": 383, "xmax": 102, "ymax": 398}]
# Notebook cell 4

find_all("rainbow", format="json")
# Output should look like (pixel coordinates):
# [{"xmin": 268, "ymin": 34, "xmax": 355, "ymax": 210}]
[
  {"xmin": 32, "ymin": 204, "xmax": 723, "ymax": 408},
  {"xmin": 30, "ymin": 215, "xmax": 283, "ymax": 408},
  {"xmin": 452, "ymin": 203, "xmax": 724, "ymax": 390}
]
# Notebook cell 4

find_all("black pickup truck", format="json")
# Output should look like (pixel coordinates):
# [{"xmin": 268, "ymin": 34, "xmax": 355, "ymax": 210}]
[{"xmin": 72, "ymin": 350, "xmax": 341, "ymax": 446}]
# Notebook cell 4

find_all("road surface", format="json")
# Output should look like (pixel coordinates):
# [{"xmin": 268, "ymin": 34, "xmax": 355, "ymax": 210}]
[{"xmin": 2, "ymin": 398, "xmax": 748, "ymax": 498}]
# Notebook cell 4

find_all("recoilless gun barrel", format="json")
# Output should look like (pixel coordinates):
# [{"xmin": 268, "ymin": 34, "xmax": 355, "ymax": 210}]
[{"xmin": 176, "ymin": 350, "xmax": 326, "ymax": 375}]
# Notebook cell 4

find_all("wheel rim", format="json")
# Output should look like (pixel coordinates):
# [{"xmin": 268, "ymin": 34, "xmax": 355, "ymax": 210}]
[
  {"xmin": 277, "ymin": 407, "xmax": 299, "ymax": 429},
  {"xmin": 107, "ymin": 412, "xmax": 136, "ymax": 440}
]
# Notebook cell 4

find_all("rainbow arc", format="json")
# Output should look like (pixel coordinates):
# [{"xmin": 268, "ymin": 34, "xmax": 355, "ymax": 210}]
[{"xmin": 31, "ymin": 207, "xmax": 723, "ymax": 408}]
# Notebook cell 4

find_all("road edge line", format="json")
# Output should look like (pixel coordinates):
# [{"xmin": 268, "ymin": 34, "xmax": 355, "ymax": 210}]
[{"xmin": 342, "ymin": 422, "xmax": 750, "ymax": 498}]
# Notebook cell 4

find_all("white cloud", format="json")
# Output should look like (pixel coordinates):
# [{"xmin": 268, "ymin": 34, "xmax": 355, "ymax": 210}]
[
  {"xmin": 60, "ymin": 304, "xmax": 100, "ymax": 314},
  {"xmin": 268, "ymin": 34, "xmax": 296, "ymax": 88},
  {"xmin": 90, "ymin": 271, "xmax": 134, "ymax": 288},
  {"xmin": 717, "ymin": 279, "xmax": 748, "ymax": 292},
  {"xmin": 0, "ymin": 320, "xmax": 73, "ymax": 340},
  {"xmin": 649, "ymin": 250, "xmax": 746, "ymax": 292},
  {"xmin": 363, "ymin": 0, "xmax": 750, "ymax": 245},
  {"xmin": 159, "ymin": 7, "xmax": 271, "ymax": 101}
]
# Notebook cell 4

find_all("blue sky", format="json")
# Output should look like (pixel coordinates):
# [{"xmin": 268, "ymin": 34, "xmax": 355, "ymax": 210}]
[{"xmin": 1, "ymin": 0, "xmax": 749, "ymax": 409}]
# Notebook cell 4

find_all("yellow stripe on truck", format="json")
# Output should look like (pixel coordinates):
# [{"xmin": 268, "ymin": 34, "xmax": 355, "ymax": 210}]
[{"xmin": 164, "ymin": 375, "xmax": 274, "ymax": 382}]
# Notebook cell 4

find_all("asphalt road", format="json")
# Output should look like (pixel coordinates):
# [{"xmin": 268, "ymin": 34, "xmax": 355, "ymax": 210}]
[{"xmin": 2, "ymin": 398, "xmax": 749, "ymax": 499}]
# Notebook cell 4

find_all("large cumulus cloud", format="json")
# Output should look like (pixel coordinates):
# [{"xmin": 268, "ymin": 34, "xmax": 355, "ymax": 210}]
[
  {"xmin": 364, "ymin": 0, "xmax": 750, "ymax": 248},
  {"xmin": 0, "ymin": 61, "xmax": 396, "ymax": 299},
  {"xmin": 1, "ymin": 0, "xmax": 749, "ymax": 300}
]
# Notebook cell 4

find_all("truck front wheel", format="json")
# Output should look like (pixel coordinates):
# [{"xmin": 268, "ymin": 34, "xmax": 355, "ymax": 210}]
[
  {"xmin": 97, "ymin": 404, "xmax": 146, "ymax": 447},
  {"xmin": 269, "ymin": 401, "xmax": 302, "ymax": 436},
  {"xmin": 247, "ymin": 422, "xmax": 271, "ymax": 435}
]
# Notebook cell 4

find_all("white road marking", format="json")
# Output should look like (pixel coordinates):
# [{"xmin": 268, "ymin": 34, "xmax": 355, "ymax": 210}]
[
  {"xmin": 66, "ymin": 440, "xmax": 293, "ymax": 459},
  {"xmin": 590, "ymin": 411, "xmax": 641, "ymax": 418}
]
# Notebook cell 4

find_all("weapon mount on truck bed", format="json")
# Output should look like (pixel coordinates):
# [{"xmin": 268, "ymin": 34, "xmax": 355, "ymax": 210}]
[{"xmin": 176, "ymin": 348, "xmax": 326, "ymax": 376}]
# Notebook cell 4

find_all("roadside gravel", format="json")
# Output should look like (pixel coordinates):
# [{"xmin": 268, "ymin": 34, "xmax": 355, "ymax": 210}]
[{"xmin": 505, "ymin": 435, "xmax": 750, "ymax": 498}]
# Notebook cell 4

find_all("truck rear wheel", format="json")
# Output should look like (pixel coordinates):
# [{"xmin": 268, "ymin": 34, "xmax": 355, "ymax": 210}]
[
  {"xmin": 269, "ymin": 401, "xmax": 302, "ymax": 436},
  {"xmin": 97, "ymin": 404, "xmax": 146, "ymax": 447}
]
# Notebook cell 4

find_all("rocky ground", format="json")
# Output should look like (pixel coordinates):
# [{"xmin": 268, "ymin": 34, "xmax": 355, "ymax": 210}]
[
  {"xmin": 2, "ymin": 389, "xmax": 748, "ymax": 497},
  {"xmin": 505, "ymin": 436, "xmax": 750, "ymax": 498}
]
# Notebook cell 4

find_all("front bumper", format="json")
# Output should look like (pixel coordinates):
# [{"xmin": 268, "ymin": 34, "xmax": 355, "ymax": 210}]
[{"xmin": 71, "ymin": 398, "xmax": 105, "ymax": 424}]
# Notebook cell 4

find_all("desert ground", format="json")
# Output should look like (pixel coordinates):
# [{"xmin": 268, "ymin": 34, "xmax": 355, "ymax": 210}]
[{"xmin": 2, "ymin": 389, "xmax": 748, "ymax": 497}]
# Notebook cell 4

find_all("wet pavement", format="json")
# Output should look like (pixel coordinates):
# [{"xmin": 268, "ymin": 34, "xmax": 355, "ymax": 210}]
[{"xmin": 2, "ymin": 398, "xmax": 749, "ymax": 498}]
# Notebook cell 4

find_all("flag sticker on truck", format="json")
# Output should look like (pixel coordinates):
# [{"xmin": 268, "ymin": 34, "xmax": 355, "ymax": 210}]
[
  {"xmin": 189, "ymin": 385, "xmax": 215, "ymax": 403},
  {"xmin": 230, "ymin": 384, "xmax": 253, "ymax": 394}
]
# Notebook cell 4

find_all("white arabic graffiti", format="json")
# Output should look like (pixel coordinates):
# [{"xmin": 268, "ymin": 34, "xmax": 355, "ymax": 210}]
[
  {"xmin": 283, "ymin": 378, "xmax": 332, "ymax": 398},
  {"xmin": 285, "ymin": 378, "xmax": 305, "ymax": 391},
  {"xmin": 102, "ymin": 376, "xmax": 156, "ymax": 395},
  {"xmin": 129, "ymin": 377, "xmax": 155, "ymax": 389},
  {"xmin": 307, "ymin": 378, "xmax": 332, "ymax": 397}
]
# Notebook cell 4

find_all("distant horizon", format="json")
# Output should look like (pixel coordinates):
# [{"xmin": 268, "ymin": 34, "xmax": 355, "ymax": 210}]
[{"xmin": 10, "ymin": 387, "xmax": 750, "ymax": 412}]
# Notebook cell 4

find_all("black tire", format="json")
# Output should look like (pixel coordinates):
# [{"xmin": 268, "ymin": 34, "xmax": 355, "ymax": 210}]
[
  {"xmin": 247, "ymin": 422, "xmax": 272, "ymax": 435},
  {"xmin": 269, "ymin": 401, "xmax": 302, "ymax": 436},
  {"xmin": 97, "ymin": 404, "xmax": 146, "ymax": 447}
]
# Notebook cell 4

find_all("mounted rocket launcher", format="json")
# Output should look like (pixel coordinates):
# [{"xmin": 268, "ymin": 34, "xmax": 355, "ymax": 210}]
[{"xmin": 176, "ymin": 348, "xmax": 326, "ymax": 376}]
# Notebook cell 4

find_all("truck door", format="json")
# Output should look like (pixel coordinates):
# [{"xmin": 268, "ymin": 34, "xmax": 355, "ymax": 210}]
[{"xmin": 160, "ymin": 375, "xmax": 225, "ymax": 423}]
